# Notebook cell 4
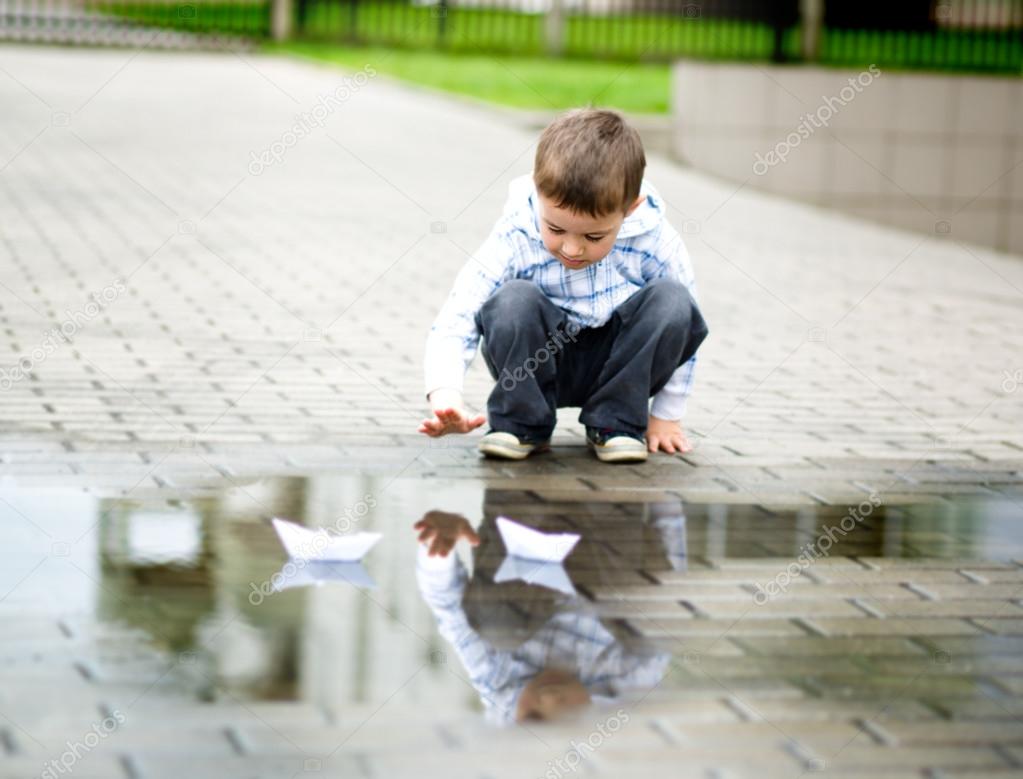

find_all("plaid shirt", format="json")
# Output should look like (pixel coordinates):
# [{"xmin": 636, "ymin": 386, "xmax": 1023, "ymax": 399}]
[
  {"xmin": 424, "ymin": 174, "xmax": 700, "ymax": 420},
  {"xmin": 416, "ymin": 547, "xmax": 671, "ymax": 725}
]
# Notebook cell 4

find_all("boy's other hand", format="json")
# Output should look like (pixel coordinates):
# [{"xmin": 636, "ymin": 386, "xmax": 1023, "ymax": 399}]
[
  {"xmin": 414, "ymin": 511, "xmax": 481, "ymax": 557},
  {"xmin": 419, "ymin": 389, "xmax": 486, "ymax": 437},
  {"xmin": 646, "ymin": 415, "xmax": 693, "ymax": 454}
]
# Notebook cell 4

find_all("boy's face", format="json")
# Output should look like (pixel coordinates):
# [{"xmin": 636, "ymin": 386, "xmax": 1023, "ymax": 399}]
[{"xmin": 538, "ymin": 193, "xmax": 643, "ymax": 272}]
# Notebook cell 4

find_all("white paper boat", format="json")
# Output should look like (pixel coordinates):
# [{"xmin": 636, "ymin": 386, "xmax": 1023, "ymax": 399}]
[
  {"xmin": 271, "ymin": 517, "xmax": 381, "ymax": 562},
  {"xmin": 494, "ymin": 556, "xmax": 576, "ymax": 596},
  {"xmin": 271, "ymin": 560, "xmax": 376, "ymax": 591},
  {"xmin": 496, "ymin": 516, "xmax": 580, "ymax": 563}
]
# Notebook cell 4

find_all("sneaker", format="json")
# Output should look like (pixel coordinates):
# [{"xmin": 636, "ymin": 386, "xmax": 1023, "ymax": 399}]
[
  {"xmin": 586, "ymin": 427, "xmax": 648, "ymax": 463},
  {"xmin": 478, "ymin": 430, "xmax": 551, "ymax": 461}
]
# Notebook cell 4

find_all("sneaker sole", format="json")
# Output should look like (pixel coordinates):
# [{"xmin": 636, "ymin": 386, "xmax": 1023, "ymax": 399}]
[
  {"xmin": 587, "ymin": 440, "xmax": 649, "ymax": 463},
  {"xmin": 479, "ymin": 440, "xmax": 551, "ymax": 461}
]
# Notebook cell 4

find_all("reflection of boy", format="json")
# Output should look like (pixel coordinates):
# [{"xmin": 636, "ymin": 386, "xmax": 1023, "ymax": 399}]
[{"xmin": 414, "ymin": 511, "xmax": 669, "ymax": 724}]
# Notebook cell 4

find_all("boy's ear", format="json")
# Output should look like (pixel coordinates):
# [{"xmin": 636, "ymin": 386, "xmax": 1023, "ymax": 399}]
[{"xmin": 624, "ymin": 195, "xmax": 644, "ymax": 217}]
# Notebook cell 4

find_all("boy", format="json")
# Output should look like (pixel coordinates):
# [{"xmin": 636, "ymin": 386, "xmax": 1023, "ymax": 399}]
[{"xmin": 419, "ymin": 108, "xmax": 708, "ymax": 463}]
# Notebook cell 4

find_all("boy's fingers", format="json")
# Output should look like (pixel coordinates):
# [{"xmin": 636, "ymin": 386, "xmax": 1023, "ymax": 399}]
[{"xmin": 421, "ymin": 417, "xmax": 443, "ymax": 432}]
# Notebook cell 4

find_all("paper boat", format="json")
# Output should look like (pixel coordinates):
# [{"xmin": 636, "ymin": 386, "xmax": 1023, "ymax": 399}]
[
  {"xmin": 271, "ymin": 560, "xmax": 376, "ymax": 591},
  {"xmin": 271, "ymin": 517, "xmax": 381, "ymax": 562},
  {"xmin": 496, "ymin": 516, "xmax": 579, "ymax": 563},
  {"xmin": 494, "ymin": 556, "xmax": 576, "ymax": 596}
]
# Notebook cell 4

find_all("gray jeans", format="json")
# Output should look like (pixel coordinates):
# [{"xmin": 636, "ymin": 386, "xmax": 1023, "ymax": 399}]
[{"xmin": 474, "ymin": 277, "xmax": 708, "ymax": 441}]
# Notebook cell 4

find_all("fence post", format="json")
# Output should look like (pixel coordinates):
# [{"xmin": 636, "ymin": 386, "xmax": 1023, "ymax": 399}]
[
  {"xmin": 546, "ymin": 0, "xmax": 566, "ymax": 56},
  {"xmin": 271, "ymin": 0, "xmax": 293, "ymax": 39},
  {"xmin": 436, "ymin": 0, "xmax": 448, "ymax": 47},
  {"xmin": 800, "ymin": 0, "xmax": 823, "ymax": 61}
]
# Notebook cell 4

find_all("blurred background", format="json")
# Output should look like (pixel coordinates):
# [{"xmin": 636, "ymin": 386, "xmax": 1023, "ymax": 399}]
[{"xmin": 2, "ymin": 0, "xmax": 1021, "ymax": 252}]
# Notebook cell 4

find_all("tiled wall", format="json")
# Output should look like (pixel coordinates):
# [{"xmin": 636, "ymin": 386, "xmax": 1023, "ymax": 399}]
[{"xmin": 672, "ymin": 62, "xmax": 1023, "ymax": 256}]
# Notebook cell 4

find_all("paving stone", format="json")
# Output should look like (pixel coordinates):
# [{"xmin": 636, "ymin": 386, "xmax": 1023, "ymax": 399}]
[
  {"xmin": 971, "ymin": 619, "xmax": 1023, "ymax": 635},
  {"xmin": 822, "ymin": 746, "xmax": 1009, "ymax": 771},
  {"xmin": 627, "ymin": 699, "xmax": 744, "ymax": 723},
  {"xmin": 869, "ymin": 600, "xmax": 1023, "ymax": 619},
  {"xmin": 740, "ymin": 699, "xmax": 938, "ymax": 723},
  {"xmin": 878, "ymin": 721, "xmax": 1023, "ymax": 746},
  {"xmin": 0, "ymin": 757, "xmax": 129, "ymax": 779},
  {"xmin": 734, "ymin": 636, "xmax": 928, "ymax": 656},
  {"xmin": 688, "ymin": 598, "xmax": 868, "ymax": 619},
  {"xmin": 930, "ymin": 699, "xmax": 1023, "ymax": 720},
  {"xmin": 805, "ymin": 618, "xmax": 983, "ymax": 637},
  {"xmin": 810, "ymin": 570, "xmax": 980, "ymax": 585},
  {"xmin": 626, "ymin": 617, "xmax": 810, "ymax": 638}
]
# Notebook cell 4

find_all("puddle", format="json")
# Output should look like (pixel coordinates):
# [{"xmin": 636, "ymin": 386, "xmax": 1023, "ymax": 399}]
[{"xmin": 2, "ymin": 476, "xmax": 1022, "ymax": 734}]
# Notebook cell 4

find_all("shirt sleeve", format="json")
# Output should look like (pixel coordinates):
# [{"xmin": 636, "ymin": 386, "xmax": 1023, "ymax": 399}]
[
  {"xmin": 423, "ymin": 226, "xmax": 517, "ymax": 398},
  {"xmin": 415, "ymin": 547, "xmax": 498, "ymax": 689},
  {"xmin": 642, "ymin": 223, "xmax": 700, "ymax": 421}
]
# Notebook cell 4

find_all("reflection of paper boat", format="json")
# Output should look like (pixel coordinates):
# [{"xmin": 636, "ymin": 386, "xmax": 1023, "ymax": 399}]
[
  {"xmin": 494, "ymin": 556, "xmax": 576, "ymax": 596},
  {"xmin": 271, "ymin": 560, "xmax": 376, "ymax": 591},
  {"xmin": 496, "ymin": 517, "xmax": 579, "ymax": 563},
  {"xmin": 271, "ymin": 517, "xmax": 381, "ymax": 562}
]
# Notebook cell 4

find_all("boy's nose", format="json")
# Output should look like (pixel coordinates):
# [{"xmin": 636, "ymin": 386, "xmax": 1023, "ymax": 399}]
[{"xmin": 562, "ymin": 242, "xmax": 583, "ymax": 258}]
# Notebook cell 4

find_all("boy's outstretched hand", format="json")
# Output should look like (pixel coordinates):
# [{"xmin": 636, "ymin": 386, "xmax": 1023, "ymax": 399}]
[
  {"xmin": 414, "ymin": 511, "xmax": 481, "ymax": 557},
  {"xmin": 646, "ymin": 415, "xmax": 693, "ymax": 454},
  {"xmin": 418, "ymin": 389, "xmax": 486, "ymax": 437}
]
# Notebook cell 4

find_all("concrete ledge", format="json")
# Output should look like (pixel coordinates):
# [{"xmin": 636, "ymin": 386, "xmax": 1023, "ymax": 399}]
[{"xmin": 672, "ymin": 61, "xmax": 1023, "ymax": 256}]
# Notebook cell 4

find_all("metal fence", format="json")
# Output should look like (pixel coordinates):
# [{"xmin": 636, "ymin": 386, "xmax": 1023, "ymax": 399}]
[{"xmin": 1, "ymin": 0, "xmax": 1022, "ymax": 72}]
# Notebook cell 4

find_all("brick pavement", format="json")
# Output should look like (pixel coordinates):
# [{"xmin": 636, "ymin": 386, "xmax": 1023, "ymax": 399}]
[
  {"xmin": 1, "ymin": 43, "xmax": 1023, "ymax": 779},
  {"xmin": 0, "ymin": 44, "xmax": 1021, "ymax": 503}
]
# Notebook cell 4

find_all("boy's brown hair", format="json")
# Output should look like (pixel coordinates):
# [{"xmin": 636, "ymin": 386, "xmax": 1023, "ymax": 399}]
[{"xmin": 533, "ymin": 108, "xmax": 646, "ymax": 218}]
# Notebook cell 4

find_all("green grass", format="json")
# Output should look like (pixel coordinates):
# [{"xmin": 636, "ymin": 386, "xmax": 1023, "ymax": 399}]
[
  {"xmin": 95, "ymin": 0, "xmax": 269, "ymax": 34},
  {"xmin": 265, "ymin": 41, "xmax": 673, "ymax": 112},
  {"xmin": 93, "ymin": 0, "xmax": 1023, "ymax": 73}
]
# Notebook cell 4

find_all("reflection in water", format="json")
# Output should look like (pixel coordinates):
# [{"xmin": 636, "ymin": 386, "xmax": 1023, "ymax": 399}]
[
  {"xmin": 15, "ymin": 474, "xmax": 1018, "ymax": 721},
  {"xmin": 412, "ymin": 492, "xmax": 689, "ymax": 725},
  {"xmin": 270, "ymin": 560, "xmax": 377, "ymax": 591}
]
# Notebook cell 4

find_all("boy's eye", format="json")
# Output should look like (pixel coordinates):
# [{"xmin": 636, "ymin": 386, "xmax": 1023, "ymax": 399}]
[
  {"xmin": 585, "ymin": 235, "xmax": 604, "ymax": 242},
  {"xmin": 548, "ymin": 227, "xmax": 564, "ymax": 234}
]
